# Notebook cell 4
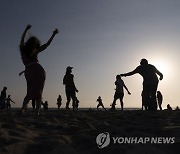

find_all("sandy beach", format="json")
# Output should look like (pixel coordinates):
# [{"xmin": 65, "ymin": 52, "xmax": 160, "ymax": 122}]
[{"xmin": 0, "ymin": 109, "xmax": 179, "ymax": 154}]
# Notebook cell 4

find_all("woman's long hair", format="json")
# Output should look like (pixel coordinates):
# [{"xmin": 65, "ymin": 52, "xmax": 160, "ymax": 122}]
[{"xmin": 21, "ymin": 36, "xmax": 41, "ymax": 58}]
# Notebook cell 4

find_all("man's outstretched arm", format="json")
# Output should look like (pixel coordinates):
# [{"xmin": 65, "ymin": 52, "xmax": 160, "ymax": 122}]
[{"xmin": 120, "ymin": 68, "xmax": 138, "ymax": 77}]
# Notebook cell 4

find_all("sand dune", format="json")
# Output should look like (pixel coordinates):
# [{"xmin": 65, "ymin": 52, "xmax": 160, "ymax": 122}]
[{"xmin": 0, "ymin": 109, "xmax": 179, "ymax": 154}]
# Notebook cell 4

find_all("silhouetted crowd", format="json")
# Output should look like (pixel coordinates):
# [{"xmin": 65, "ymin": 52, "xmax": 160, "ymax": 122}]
[{"xmin": 1, "ymin": 25, "xmax": 179, "ymax": 115}]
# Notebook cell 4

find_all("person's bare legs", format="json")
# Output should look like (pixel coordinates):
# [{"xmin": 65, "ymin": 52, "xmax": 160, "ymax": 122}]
[
  {"xmin": 111, "ymin": 98, "xmax": 117, "ymax": 110},
  {"xmin": 120, "ymin": 98, "xmax": 124, "ymax": 110},
  {"xmin": 35, "ymin": 98, "xmax": 42, "ymax": 116},
  {"xmin": 72, "ymin": 97, "xmax": 76, "ymax": 111},
  {"xmin": 21, "ymin": 97, "xmax": 30, "ymax": 115},
  {"xmin": 158, "ymin": 101, "xmax": 162, "ymax": 110},
  {"xmin": 102, "ymin": 105, "xmax": 107, "ymax": 111}
]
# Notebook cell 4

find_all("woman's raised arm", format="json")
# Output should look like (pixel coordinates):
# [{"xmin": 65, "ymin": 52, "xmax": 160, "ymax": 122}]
[
  {"xmin": 20, "ymin": 24, "xmax": 31, "ymax": 49},
  {"xmin": 40, "ymin": 28, "xmax": 59, "ymax": 52}
]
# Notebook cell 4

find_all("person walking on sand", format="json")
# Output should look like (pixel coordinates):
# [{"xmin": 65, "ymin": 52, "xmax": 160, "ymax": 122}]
[
  {"xmin": 121, "ymin": 59, "xmax": 163, "ymax": 111},
  {"xmin": 19, "ymin": 24, "xmax": 58, "ymax": 116},
  {"xmin": 110, "ymin": 75, "xmax": 131, "ymax": 110},
  {"xmin": 157, "ymin": 91, "xmax": 163, "ymax": 110},
  {"xmin": 6, "ymin": 95, "xmax": 15, "ymax": 110},
  {"xmin": 57, "ymin": 95, "xmax": 62, "ymax": 109},
  {"xmin": 63, "ymin": 66, "xmax": 78, "ymax": 110},
  {"xmin": 96, "ymin": 96, "xmax": 106, "ymax": 111}
]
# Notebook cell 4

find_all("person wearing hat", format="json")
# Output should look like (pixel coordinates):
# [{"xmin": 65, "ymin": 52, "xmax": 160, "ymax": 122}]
[
  {"xmin": 120, "ymin": 59, "xmax": 163, "ymax": 111},
  {"xmin": 63, "ymin": 66, "xmax": 78, "ymax": 110}
]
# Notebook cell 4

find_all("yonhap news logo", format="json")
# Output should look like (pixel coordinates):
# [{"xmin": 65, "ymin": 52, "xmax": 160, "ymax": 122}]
[
  {"xmin": 96, "ymin": 132, "xmax": 110, "ymax": 148},
  {"xmin": 96, "ymin": 132, "xmax": 175, "ymax": 149}
]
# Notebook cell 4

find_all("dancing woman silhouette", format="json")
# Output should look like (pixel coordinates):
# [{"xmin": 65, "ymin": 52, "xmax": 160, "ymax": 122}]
[{"xmin": 19, "ymin": 24, "xmax": 58, "ymax": 116}]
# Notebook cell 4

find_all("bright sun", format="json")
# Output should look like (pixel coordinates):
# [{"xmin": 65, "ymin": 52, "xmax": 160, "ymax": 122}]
[{"xmin": 151, "ymin": 59, "xmax": 170, "ymax": 77}]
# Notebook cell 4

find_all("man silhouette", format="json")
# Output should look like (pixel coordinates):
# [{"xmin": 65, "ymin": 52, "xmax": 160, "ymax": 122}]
[{"xmin": 121, "ymin": 59, "xmax": 163, "ymax": 111}]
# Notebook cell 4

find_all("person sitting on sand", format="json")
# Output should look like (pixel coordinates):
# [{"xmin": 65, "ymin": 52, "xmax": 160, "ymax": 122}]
[
  {"xmin": 63, "ymin": 66, "xmax": 78, "ymax": 110},
  {"xmin": 57, "ymin": 95, "xmax": 62, "ymax": 109},
  {"xmin": 42, "ymin": 101, "xmax": 48, "ymax": 111},
  {"xmin": 121, "ymin": 59, "xmax": 163, "ymax": 111},
  {"xmin": 6, "ymin": 95, "xmax": 15, "ymax": 110},
  {"xmin": 175, "ymin": 106, "xmax": 179, "ymax": 110},
  {"xmin": 157, "ymin": 91, "xmax": 163, "ymax": 110},
  {"xmin": 167, "ymin": 104, "xmax": 172, "ymax": 111},
  {"xmin": 96, "ymin": 96, "xmax": 106, "ymax": 111},
  {"xmin": 110, "ymin": 75, "xmax": 131, "ymax": 110},
  {"xmin": 19, "ymin": 24, "xmax": 58, "ymax": 116}
]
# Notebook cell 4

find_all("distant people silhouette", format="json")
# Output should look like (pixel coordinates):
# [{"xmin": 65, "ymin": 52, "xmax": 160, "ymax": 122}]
[
  {"xmin": 96, "ymin": 96, "xmax": 106, "ymax": 111},
  {"xmin": 157, "ymin": 91, "xmax": 163, "ymax": 110},
  {"xmin": 110, "ymin": 75, "xmax": 131, "ymax": 110},
  {"xmin": 42, "ymin": 101, "xmax": 48, "ymax": 111},
  {"xmin": 175, "ymin": 106, "xmax": 179, "ymax": 110},
  {"xmin": 6, "ymin": 95, "xmax": 15, "ymax": 109},
  {"xmin": 0, "ymin": 87, "xmax": 7, "ymax": 109},
  {"xmin": 167, "ymin": 104, "xmax": 172, "ymax": 110},
  {"xmin": 57, "ymin": 95, "xmax": 62, "ymax": 109},
  {"xmin": 121, "ymin": 59, "xmax": 163, "ymax": 111},
  {"xmin": 19, "ymin": 24, "xmax": 58, "ymax": 116},
  {"xmin": 1, "ymin": 87, "xmax": 7, "ymax": 100},
  {"xmin": 63, "ymin": 66, "xmax": 78, "ymax": 110}
]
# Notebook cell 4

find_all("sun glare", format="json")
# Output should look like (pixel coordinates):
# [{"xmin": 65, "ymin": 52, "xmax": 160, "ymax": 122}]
[{"xmin": 151, "ymin": 59, "xmax": 170, "ymax": 78}]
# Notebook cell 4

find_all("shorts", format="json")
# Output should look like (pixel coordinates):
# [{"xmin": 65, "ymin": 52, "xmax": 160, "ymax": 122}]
[
  {"xmin": 114, "ymin": 92, "xmax": 124, "ymax": 100},
  {"xmin": 65, "ymin": 89, "xmax": 76, "ymax": 101}
]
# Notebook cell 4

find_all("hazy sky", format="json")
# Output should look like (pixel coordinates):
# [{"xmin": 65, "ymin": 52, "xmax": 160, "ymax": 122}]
[{"xmin": 0, "ymin": 0, "xmax": 180, "ymax": 109}]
